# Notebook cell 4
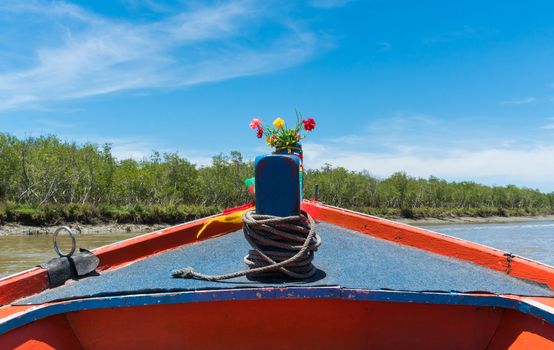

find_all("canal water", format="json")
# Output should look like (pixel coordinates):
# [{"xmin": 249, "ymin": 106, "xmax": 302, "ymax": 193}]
[
  {"xmin": 0, "ymin": 232, "xmax": 143, "ymax": 278},
  {"xmin": 1, "ymin": 220, "xmax": 553, "ymax": 278},
  {"xmin": 423, "ymin": 220, "xmax": 554, "ymax": 266}
]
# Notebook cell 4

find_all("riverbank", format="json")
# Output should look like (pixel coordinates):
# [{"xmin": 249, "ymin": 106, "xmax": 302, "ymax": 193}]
[
  {"xmin": 2, "ymin": 214, "xmax": 554, "ymax": 235},
  {"xmin": 0, "ymin": 223, "xmax": 167, "ymax": 236}
]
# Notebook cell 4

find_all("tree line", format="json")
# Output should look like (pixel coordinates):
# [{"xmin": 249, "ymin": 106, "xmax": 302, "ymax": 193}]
[{"xmin": 0, "ymin": 133, "xmax": 553, "ymax": 225}]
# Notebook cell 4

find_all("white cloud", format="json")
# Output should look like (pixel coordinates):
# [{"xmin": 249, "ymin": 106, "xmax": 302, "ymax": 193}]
[
  {"xmin": 0, "ymin": 1, "xmax": 325, "ymax": 112},
  {"xmin": 329, "ymin": 135, "xmax": 368, "ymax": 145},
  {"xmin": 377, "ymin": 42, "xmax": 391, "ymax": 52},
  {"xmin": 297, "ymin": 112, "xmax": 554, "ymax": 191},
  {"xmin": 423, "ymin": 26, "xmax": 477, "ymax": 45},
  {"xmin": 73, "ymin": 135, "xmax": 216, "ymax": 166},
  {"xmin": 69, "ymin": 136, "xmax": 211, "ymax": 167},
  {"xmin": 302, "ymin": 142, "xmax": 554, "ymax": 189},
  {"xmin": 309, "ymin": 0, "xmax": 352, "ymax": 8},
  {"xmin": 37, "ymin": 119, "xmax": 75, "ymax": 128},
  {"xmin": 501, "ymin": 97, "xmax": 536, "ymax": 105},
  {"xmin": 70, "ymin": 136, "xmax": 153, "ymax": 161},
  {"xmin": 541, "ymin": 117, "xmax": 554, "ymax": 130}
]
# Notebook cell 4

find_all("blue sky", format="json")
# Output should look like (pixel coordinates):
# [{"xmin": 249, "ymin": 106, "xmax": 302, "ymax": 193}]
[{"xmin": 1, "ymin": 0, "xmax": 554, "ymax": 191}]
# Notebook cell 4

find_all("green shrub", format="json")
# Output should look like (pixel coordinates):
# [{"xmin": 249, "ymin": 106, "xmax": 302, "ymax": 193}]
[{"xmin": 0, "ymin": 132, "xmax": 552, "ymax": 225}]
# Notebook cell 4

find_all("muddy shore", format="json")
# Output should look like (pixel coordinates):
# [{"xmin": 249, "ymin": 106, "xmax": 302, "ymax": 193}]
[
  {"xmin": 397, "ymin": 215, "xmax": 554, "ymax": 226},
  {"xmin": 0, "ymin": 223, "xmax": 167, "ymax": 236}
]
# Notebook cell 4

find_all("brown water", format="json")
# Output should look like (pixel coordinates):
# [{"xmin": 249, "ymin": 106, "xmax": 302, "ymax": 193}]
[{"xmin": 0, "ymin": 232, "xmax": 142, "ymax": 278}]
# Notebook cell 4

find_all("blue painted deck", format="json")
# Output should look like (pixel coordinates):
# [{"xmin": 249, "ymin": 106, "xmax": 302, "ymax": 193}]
[{"xmin": 17, "ymin": 222, "xmax": 553, "ymax": 305}]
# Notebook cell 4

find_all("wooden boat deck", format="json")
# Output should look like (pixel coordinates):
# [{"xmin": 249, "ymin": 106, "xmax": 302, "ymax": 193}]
[{"xmin": 17, "ymin": 222, "xmax": 553, "ymax": 305}]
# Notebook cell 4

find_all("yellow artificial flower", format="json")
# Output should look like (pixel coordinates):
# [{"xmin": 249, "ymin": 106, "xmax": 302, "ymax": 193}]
[{"xmin": 273, "ymin": 117, "xmax": 285, "ymax": 130}]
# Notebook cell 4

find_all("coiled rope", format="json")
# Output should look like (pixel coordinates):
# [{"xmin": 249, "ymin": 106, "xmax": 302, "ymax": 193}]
[{"xmin": 172, "ymin": 209, "xmax": 321, "ymax": 281}]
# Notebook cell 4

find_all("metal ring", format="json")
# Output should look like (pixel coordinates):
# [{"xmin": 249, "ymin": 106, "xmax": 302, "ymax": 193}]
[{"xmin": 53, "ymin": 226, "xmax": 76, "ymax": 257}]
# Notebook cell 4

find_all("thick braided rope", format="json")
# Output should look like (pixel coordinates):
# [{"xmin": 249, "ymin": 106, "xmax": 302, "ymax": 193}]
[{"xmin": 172, "ymin": 209, "xmax": 321, "ymax": 281}]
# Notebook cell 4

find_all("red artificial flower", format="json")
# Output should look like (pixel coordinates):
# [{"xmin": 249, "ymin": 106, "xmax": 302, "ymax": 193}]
[
  {"xmin": 257, "ymin": 127, "xmax": 263, "ymax": 138},
  {"xmin": 302, "ymin": 117, "xmax": 316, "ymax": 131},
  {"xmin": 249, "ymin": 118, "xmax": 262, "ymax": 129}
]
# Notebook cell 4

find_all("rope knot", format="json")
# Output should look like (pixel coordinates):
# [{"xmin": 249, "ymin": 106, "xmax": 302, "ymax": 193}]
[{"xmin": 172, "ymin": 267, "xmax": 195, "ymax": 278}]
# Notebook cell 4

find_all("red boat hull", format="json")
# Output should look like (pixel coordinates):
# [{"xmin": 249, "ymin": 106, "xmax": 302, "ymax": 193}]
[{"xmin": 3, "ymin": 298, "xmax": 554, "ymax": 350}]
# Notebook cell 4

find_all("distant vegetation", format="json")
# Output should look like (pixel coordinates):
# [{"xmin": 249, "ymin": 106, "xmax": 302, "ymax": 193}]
[{"xmin": 1, "ymin": 133, "xmax": 553, "ymax": 225}]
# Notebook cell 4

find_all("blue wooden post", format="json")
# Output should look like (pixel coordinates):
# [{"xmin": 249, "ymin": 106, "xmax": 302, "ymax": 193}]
[{"xmin": 254, "ymin": 154, "xmax": 301, "ymax": 217}]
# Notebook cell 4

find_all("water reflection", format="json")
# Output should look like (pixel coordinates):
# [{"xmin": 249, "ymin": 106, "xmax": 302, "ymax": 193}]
[
  {"xmin": 0, "ymin": 232, "xmax": 142, "ymax": 278},
  {"xmin": 423, "ymin": 220, "xmax": 554, "ymax": 267}
]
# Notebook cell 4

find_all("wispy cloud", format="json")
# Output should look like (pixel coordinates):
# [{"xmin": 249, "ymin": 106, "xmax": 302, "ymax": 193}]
[
  {"xmin": 302, "ymin": 111, "xmax": 554, "ymax": 190},
  {"xmin": 110, "ymin": 139, "xmax": 153, "ymax": 161},
  {"xmin": 501, "ymin": 97, "xmax": 536, "ymax": 105},
  {"xmin": 423, "ymin": 26, "xmax": 477, "ymax": 45},
  {"xmin": 303, "ymin": 142, "xmax": 554, "ymax": 190},
  {"xmin": 0, "ymin": 0, "xmax": 327, "ymax": 112},
  {"xmin": 330, "ymin": 135, "xmax": 368, "ymax": 145},
  {"xmin": 120, "ymin": 0, "xmax": 176, "ymax": 13},
  {"xmin": 69, "ymin": 136, "xmax": 152, "ymax": 160},
  {"xmin": 73, "ymin": 134, "xmax": 218, "ymax": 166},
  {"xmin": 541, "ymin": 117, "xmax": 554, "ymax": 130},
  {"xmin": 38, "ymin": 119, "xmax": 75, "ymax": 129},
  {"xmin": 326, "ymin": 113, "xmax": 447, "ymax": 152},
  {"xmin": 377, "ymin": 42, "xmax": 391, "ymax": 52},
  {"xmin": 308, "ymin": 0, "xmax": 352, "ymax": 8}
]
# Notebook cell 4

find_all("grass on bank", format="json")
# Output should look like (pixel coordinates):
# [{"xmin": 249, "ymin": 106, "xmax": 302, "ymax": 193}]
[
  {"xmin": 1, "ymin": 201, "xmax": 552, "ymax": 226},
  {"xmin": 0, "ymin": 202, "xmax": 220, "ymax": 226},
  {"xmin": 356, "ymin": 206, "xmax": 554, "ymax": 219}
]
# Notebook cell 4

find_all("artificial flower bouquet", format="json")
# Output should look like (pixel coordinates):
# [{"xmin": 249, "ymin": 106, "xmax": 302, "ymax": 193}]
[
  {"xmin": 245, "ymin": 112, "xmax": 316, "ymax": 195},
  {"xmin": 249, "ymin": 112, "xmax": 316, "ymax": 154}
]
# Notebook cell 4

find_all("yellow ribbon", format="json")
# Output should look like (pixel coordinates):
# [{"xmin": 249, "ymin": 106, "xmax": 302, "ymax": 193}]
[{"xmin": 196, "ymin": 209, "xmax": 249, "ymax": 239}]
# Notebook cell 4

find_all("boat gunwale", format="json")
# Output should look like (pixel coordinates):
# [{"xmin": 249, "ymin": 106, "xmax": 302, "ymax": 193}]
[{"xmin": 1, "ymin": 200, "xmax": 554, "ymax": 307}]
